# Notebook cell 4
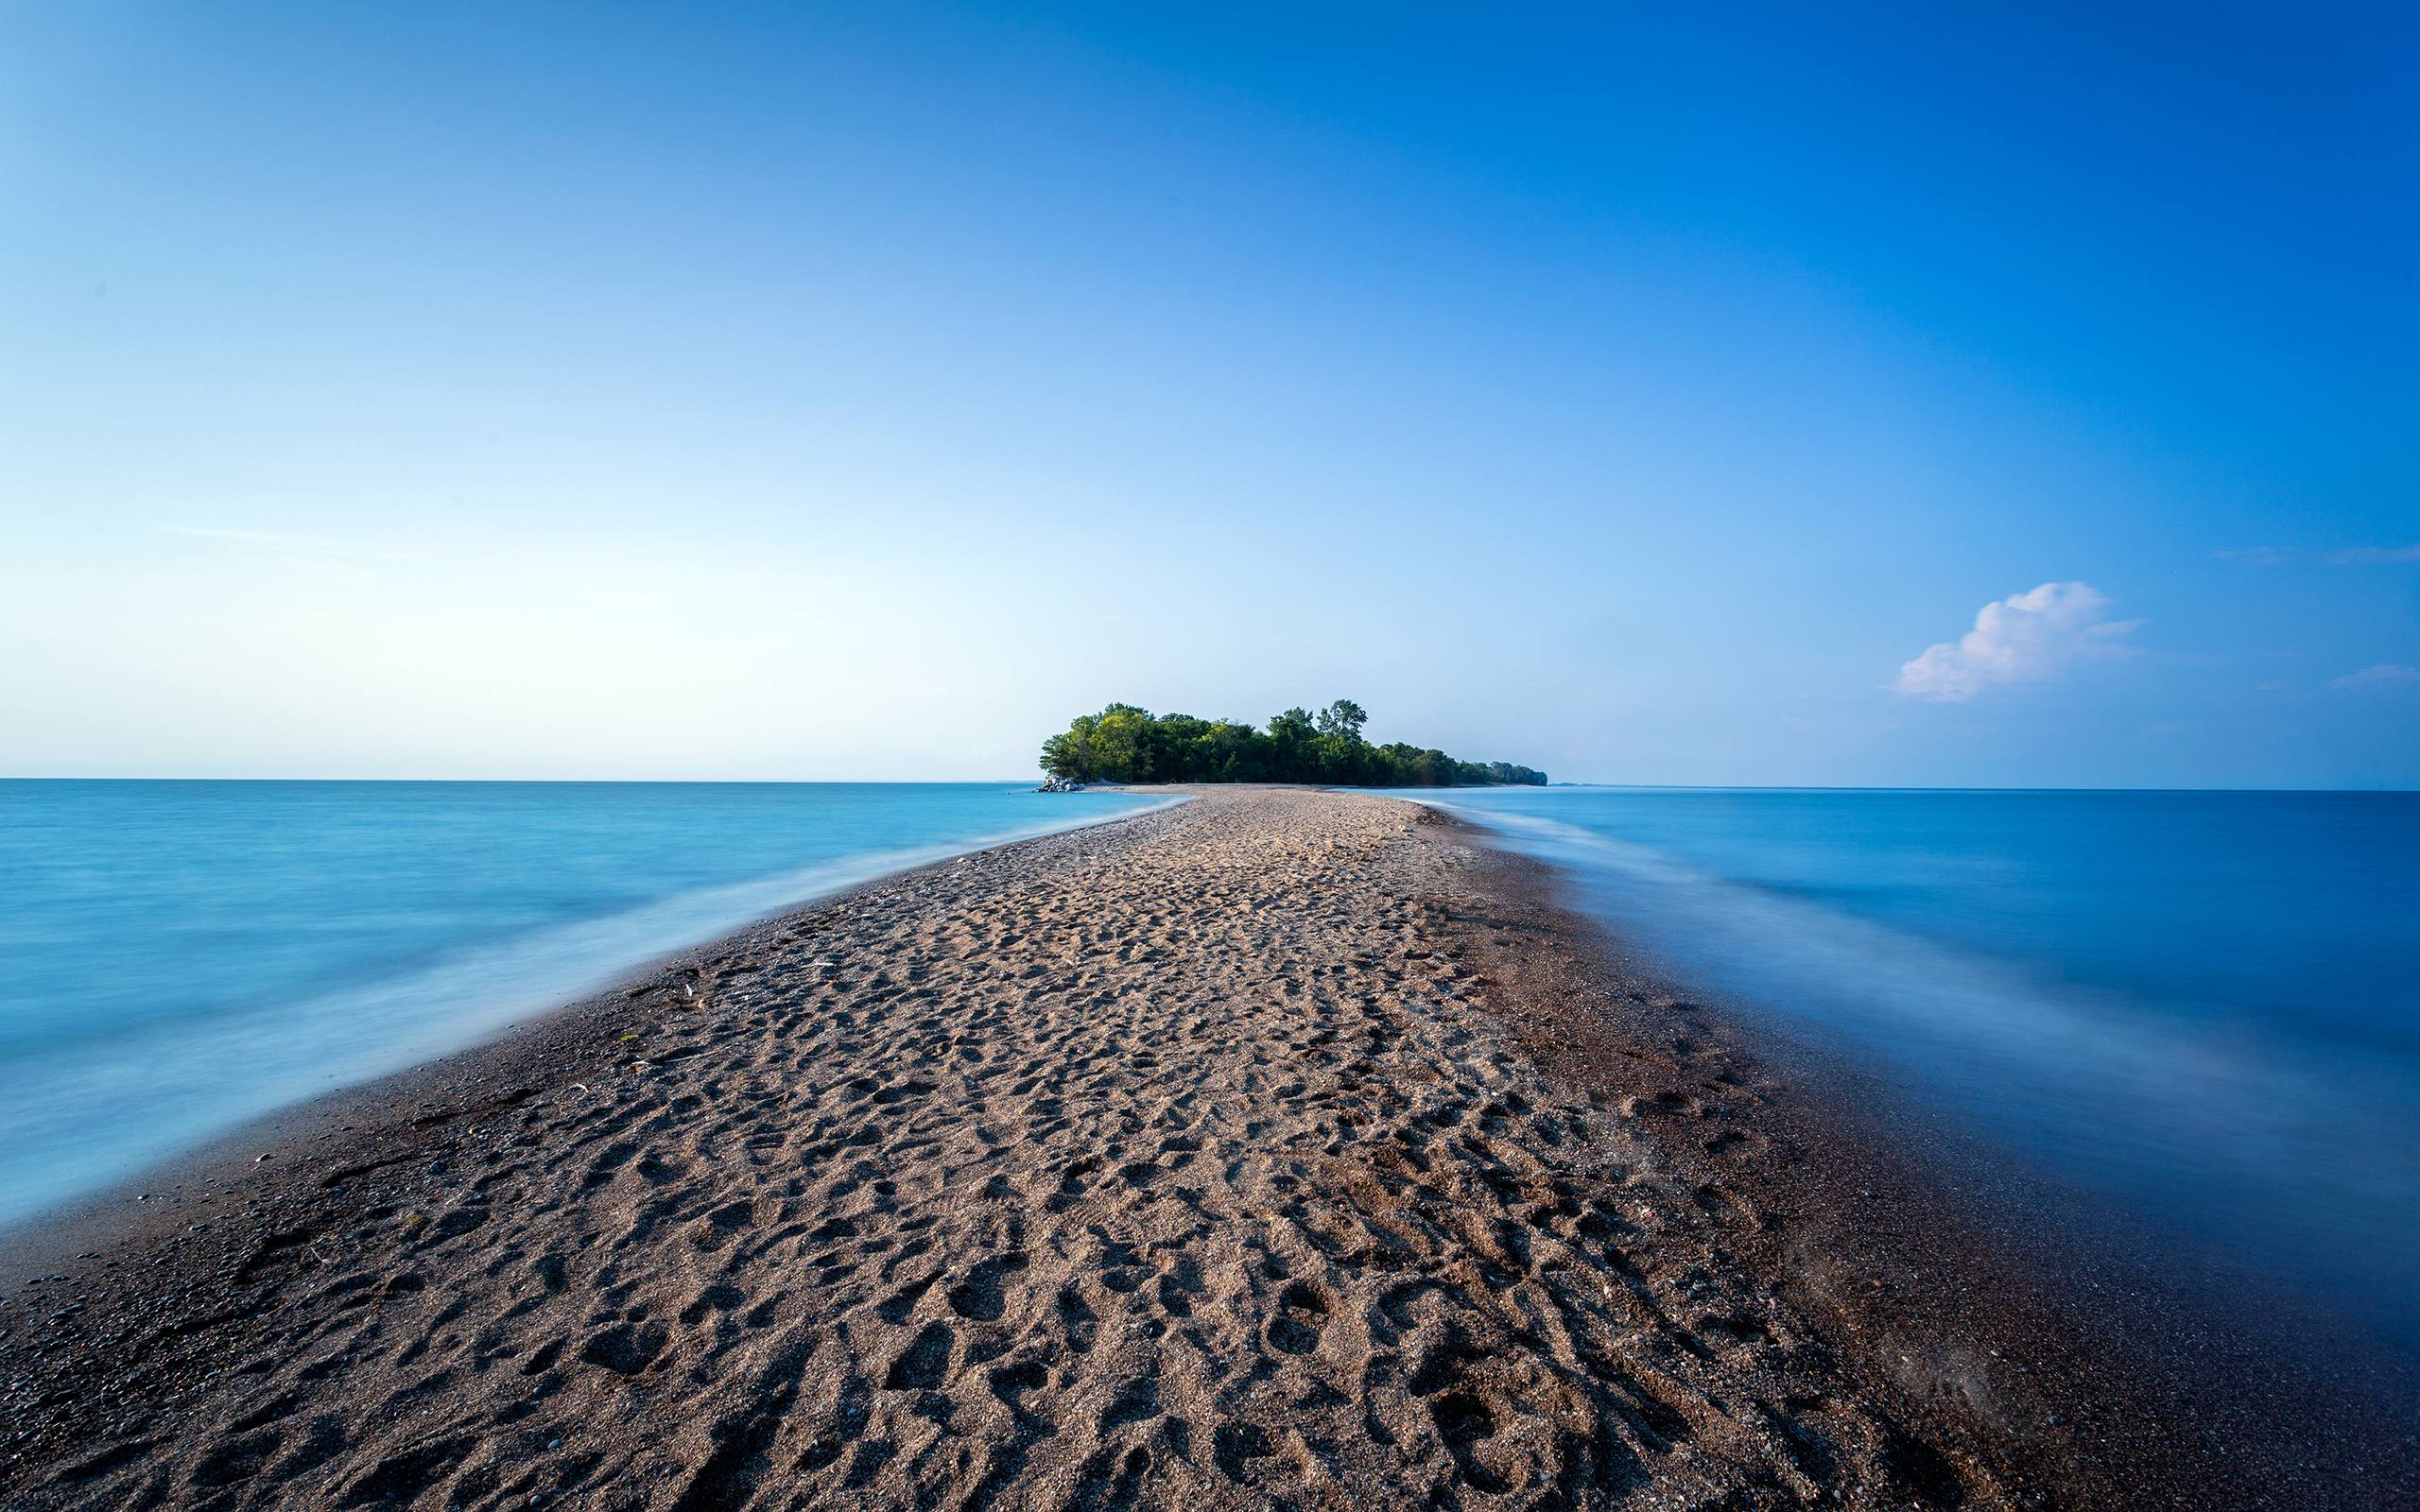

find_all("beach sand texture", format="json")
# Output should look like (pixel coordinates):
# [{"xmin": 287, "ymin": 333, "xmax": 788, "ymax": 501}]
[{"xmin": 4, "ymin": 790, "xmax": 2104, "ymax": 1508}]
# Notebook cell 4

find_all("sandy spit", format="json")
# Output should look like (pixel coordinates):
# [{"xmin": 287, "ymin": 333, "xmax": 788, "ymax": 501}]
[{"xmin": 0, "ymin": 788, "xmax": 2366, "ymax": 1509}]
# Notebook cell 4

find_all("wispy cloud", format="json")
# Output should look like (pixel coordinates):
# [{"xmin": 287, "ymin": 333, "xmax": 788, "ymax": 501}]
[
  {"xmin": 1895, "ymin": 581, "xmax": 2142, "ymax": 702},
  {"xmin": 159, "ymin": 524, "xmax": 425, "ymax": 561},
  {"xmin": 164, "ymin": 524, "xmax": 343, "ymax": 550},
  {"xmin": 2322, "ymin": 545, "xmax": 2420, "ymax": 565},
  {"xmin": 2216, "ymin": 543, "xmax": 2420, "ymax": 567},
  {"xmin": 2328, "ymin": 663, "xmax": 2420, "ymax": 691}
]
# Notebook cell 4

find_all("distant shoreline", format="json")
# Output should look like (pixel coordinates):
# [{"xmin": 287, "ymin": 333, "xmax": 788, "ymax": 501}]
[{"xmin": 0, "ymin": 790, "xmax": 2402, "ymax": 1508}]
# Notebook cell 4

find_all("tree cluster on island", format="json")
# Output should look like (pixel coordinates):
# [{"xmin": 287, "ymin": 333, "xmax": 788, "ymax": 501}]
[{"xmin": 1039, "ymin": 700, "xmax": 1547, "ymax": 787}]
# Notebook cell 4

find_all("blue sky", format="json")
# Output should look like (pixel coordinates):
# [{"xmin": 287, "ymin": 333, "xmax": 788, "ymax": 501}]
[{"xmin": 4, "ymin": 2, "xmax": 2414, "ymax": 783}]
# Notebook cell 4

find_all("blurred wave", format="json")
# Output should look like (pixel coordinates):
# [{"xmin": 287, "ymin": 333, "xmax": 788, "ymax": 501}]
[
  {"xmin": 0, "ymin": 781, "xmax": 1167, "ymax": 1229},
  {"xmin": 1415, "ymin": 788, "xmax": 2420, "ymax": 1346}
]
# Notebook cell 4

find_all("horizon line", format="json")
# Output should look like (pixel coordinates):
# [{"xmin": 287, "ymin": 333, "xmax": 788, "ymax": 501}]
[{"xmin": 3, "ymin": 776, "xmax": 2414, "ymax": 795}]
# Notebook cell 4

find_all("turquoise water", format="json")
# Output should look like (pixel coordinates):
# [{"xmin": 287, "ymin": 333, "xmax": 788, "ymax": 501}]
[
  {"xmin": 0, "ymin": 781, "xmax": 1166, "ymax": 1229},
  {"xmin": 1408, "ymin": 787, "xmax": 2420, "ymax": 1347}
]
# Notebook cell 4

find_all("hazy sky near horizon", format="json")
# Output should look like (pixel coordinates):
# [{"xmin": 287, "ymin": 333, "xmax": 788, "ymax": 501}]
[{"xmin": 5, "ymin": 3, "xmax": 2415, "ymax": 785}]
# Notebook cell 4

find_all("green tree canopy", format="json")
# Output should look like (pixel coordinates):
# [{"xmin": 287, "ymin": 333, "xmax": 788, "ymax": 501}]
[{"xmin": 1037, "ymin": 700, "xmax": 1546, "ymax": 787}]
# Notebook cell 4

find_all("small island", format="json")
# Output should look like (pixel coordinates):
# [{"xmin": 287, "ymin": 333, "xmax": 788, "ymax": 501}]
[{"xmin": 1039, "ymin": 699, "xmax": 1547, "ymax": 786}]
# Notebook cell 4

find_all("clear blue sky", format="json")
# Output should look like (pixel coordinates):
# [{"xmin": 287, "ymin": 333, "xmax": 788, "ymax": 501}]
[{"xmin": 5, "ymin": 3, "xmax": 2414, "ymax": 784}]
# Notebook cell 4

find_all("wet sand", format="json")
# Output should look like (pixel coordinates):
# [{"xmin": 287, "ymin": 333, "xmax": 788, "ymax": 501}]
[{"xmin": 0, "ymin": 788, "xmax": 2400, "ymax": 1508}]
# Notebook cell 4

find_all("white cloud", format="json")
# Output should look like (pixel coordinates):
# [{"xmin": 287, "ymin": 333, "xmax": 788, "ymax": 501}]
[
  {"xmin": 2328, "ymin": 663, "xmax": 2420, "ymax": 691},
  {"xmin": 1895, "ymin": 581, "xmax": 2142, "ymax": 702}
]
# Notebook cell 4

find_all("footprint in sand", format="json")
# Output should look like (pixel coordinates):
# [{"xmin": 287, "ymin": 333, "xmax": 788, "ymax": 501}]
[
  {"xmin": 1265, "ymin": 1279, "xmax": 1331, "ymax": 1355},
  {"xmin": 945, "ymin": 1252, "xmax": 1028, "ymax": 1322},
  {"xmin": 1429, "ymin": 1390, "xmax": 1511, "ymax": 1495},
  {"xmin": 1212, "ymin": 1421, "xmax": 1275, "ymax": 1485},
  {"xmin": 579, "ymin": 1320, "xmax": 668, "ymax": 1376},
  {"xmin": 883, "ymin": 1321, "xmax": 954, "ymax": 1390}
]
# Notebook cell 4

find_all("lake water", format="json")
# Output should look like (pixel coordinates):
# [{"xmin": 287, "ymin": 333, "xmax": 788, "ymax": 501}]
[
  {"xmin": 0, "ymin": 780, "xmax": 1166, "ymax": 1230},
  {"xmin": 1407, "ymin": 787, "xmax": 2420, "ymax": 1349}
]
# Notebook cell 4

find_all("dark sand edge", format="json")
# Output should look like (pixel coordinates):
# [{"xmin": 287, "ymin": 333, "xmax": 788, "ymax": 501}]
[
  {"xmin": 1414, "ymin": 800, "xmax": 2415, "ymax": 1511},
  {"xmin": 0, "ymin": 798, "xmax": 1191, "ymax": 1288}
]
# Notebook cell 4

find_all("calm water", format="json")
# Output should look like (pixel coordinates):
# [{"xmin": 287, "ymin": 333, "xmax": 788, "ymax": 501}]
[
  {"xmin": 1410, "ymin": 788, "xmax": 2420, "ymax": 1346},
  {"xmin": 0, "ymin": 781, "xmax": 1166, "ymax": 1229}
]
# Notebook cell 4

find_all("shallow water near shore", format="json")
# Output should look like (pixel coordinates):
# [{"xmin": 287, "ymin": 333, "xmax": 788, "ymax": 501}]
[
  {"xmin": 0, "ymin": 779, "xmax": 1165, "ymax": 1231},
  {"xmin": 1407, "ymin": 786, "xmax": 2420, "ymax": 1352}
]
